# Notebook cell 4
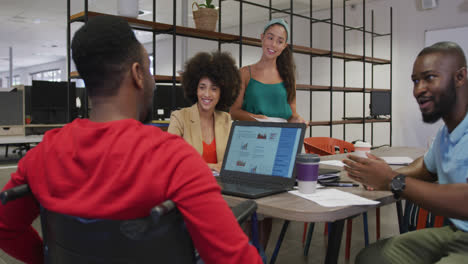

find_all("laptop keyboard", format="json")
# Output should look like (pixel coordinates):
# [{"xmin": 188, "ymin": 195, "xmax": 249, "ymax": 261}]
[
  {"xmin": 220, "ymin": 176, "xmax": 280, "ymax": 189},
  {"xmin": 221, "ymin": 182, "xmax": 272, "ymax": 194}
]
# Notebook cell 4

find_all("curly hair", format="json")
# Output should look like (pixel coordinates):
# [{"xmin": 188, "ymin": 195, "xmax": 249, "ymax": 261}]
[
  {"xmin": 264, "ymin": 23, "xmax": 297, "ymax": 103},
  {"xmin": 182, "ymin": 51, "xmax": 241, "ymax": 111}
]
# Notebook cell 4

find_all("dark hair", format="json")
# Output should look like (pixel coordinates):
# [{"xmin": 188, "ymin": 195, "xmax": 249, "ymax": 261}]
[
  {"xmin": 277, "ymin": 46, "xmax": 296, "ymax": 103},
  {"xmin": 264, "ymin": 24, "xmax": 296, "ymax": 103},
  {"xmin": 418, "ymin": 41, "xmax": 467, "ymax": 68},
  {"xmin": 182, "ymin": 51, "xmax": 241, "ymax": 111},
  {"xmin": 71, "ymin": 15, "xmax": 144, "ymax": 97}
]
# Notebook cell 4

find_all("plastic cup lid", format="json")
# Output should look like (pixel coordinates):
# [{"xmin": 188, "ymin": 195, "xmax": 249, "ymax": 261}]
[
  {"xmin": 296, "ymin": 153, "xmax": 320, "ymax": 163},
  {"xmin": 354, "ymin": 141, "xmax": 371, "ymax": 148}
]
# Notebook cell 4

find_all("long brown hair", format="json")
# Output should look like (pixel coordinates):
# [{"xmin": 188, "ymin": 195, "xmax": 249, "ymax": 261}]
[{"xmin": 276, "ymin": 45, "xmax": 296, "ymax": 103}]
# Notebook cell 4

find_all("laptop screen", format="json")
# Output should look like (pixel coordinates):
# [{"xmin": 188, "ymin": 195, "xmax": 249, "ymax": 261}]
[{"xmin": 223, "ymin": 123, "xmax": 303, "ymax": 178}]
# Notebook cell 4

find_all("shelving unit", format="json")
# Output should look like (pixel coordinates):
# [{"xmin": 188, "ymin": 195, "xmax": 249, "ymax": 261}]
[
  {"xmin": 70, "ymin": 71, "xmax": 181, "ymax": 83},
  {"xmin": 66, "ymin": 0, "xmax": 392, "ymax": 145}
]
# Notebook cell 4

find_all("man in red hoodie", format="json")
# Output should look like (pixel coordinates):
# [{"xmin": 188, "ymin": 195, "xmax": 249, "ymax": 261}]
[{"xmin": 0, "ymin": 15, "xmax": 262, "ymax": 264}]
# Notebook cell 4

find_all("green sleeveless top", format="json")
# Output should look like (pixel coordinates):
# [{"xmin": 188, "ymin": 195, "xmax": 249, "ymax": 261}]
[{"xmin": 242, "ymin": 70, "xmax": 292, "ymax": 120}]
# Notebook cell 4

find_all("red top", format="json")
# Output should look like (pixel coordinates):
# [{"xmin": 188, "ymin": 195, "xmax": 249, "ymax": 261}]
[
  {"xmin": 202, "ymin": 138, "xmax": 217, "ymax": 164},
  {"xmin": 0, "ymin": 118, "xmax": 261, "ymax": 264}
]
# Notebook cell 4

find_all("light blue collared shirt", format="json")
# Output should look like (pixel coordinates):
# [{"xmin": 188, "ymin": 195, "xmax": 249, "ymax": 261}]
[{"xmin": 424, "ymin": 112, "xmax": 468, "ymax": 231}]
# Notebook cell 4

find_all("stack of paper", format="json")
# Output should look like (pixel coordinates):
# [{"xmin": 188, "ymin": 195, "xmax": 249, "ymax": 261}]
[
  {"xmin": 249, "ymin": 115, "xmax": 287, "ymax": 123},
  {"xmin": 319, "ymin": 157, "xmax": 414, "ymax": 167},
  {"xmin": 381, "ymin": 157, "xmax": 414, "ymax": 165},
  {"xmin": 319, "ymin": 160, "xmax": 345, "ymax": 167},
  {"xmin": 289, "ymin": 189, "xmax": 380, "ymax": 207}
]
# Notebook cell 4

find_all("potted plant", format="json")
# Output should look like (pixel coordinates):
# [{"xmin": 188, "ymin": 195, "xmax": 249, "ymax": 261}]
[
  {"xmin": 192, "ymin": 0, "xmax": 219, "ymax": 31},
  {"xmin": 117, "ymin": 0, "xmax": 139, "ymax": 18}
]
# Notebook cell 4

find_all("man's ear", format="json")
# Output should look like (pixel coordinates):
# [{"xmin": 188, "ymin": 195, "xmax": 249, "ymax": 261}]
[
  {"xmin": 455, "ymin": 67, "xmax": 467, "ymax": 88},
  {"xmin": 130, "ymin": 61, "xmax": 144, "ymax": 91}
]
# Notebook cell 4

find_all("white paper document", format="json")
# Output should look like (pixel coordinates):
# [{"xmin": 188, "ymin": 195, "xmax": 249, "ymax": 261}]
[
  {"xmin": 319, "ymin": 160, "xmax": 345, "ymax": 167},
  {"xmin": 250, "ymin": 115, "xmax": 287, "ymax": 123},
  {"xmin": 319, "ymin": 157, "xmax": 414, "ymax": 167},
  {"xmin": 381, "ymin": 156, "xmax": 414, "ymax": 165},
  {"xmin": 289, "ymin": 189, "xmax": 380, "ymax": 207}
]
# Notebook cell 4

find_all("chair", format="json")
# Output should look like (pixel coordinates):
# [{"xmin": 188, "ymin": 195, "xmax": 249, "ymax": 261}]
[
  {"xmin": 1, "ymin": 184, "xmax": 258, "ymax": 264},
  {"xmin": 4, "ymin": 143, "xmax": 31, "ymax": 158},
  {"xmin": 401, "ymin": 199, "xmax": 447, "ymax": 234},
  {"xmin": 303, "ymin": 137, "xmax": 355, "ymax": 156},
  {"xmin": 302, "ymin": 137, "xmax": 379, "ymax": 261}
]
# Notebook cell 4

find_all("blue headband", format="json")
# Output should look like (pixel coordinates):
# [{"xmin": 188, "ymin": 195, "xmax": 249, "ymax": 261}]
[{"xmin": 263, "ymin": 18, "xmax": 290, "ymax": 42}]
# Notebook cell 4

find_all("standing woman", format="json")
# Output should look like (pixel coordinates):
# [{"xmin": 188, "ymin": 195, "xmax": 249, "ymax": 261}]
[
  {"xmin": 230, "ymin": 18, "xmax": 307, "ymax": 249},
  {"xmin": 230, "ymin": 18, "xmax": 307, "ymax": 124},
  {"xmin": 168, "ymin": 51, "xmax": 240, "ymax": 172}
]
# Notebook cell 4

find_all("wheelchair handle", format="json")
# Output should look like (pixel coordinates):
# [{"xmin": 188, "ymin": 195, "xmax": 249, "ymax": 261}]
[
  {"xmin": 150, "ymin": 200, "xmax": 176, "ymax": 223},
  {"xmin": 0, "ymin": 184, "xmax": 31, "ymax": 205}
]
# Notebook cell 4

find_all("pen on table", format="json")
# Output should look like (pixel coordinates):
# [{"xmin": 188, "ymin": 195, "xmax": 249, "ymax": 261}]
[{"xmin": 321, "ymin": 182, "xmax": 359, "ymax": 187}]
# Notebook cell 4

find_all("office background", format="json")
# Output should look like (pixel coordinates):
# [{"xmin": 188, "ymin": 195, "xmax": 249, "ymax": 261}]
[{"xmin": 0, "ymin": 0, "xmax": 467, "ymax": 147}]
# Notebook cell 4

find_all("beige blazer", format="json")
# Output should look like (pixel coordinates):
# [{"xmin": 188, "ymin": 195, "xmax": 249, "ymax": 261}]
[{"xmin": 168, "ymin": 104, "xmax": 231, "ymax": 166}]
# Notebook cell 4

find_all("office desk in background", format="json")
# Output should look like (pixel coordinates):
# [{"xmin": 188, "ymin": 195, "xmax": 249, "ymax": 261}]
[
  {"xmin": 0, "ymin": 135, "xmax": 44, "ymax": 145},
  {"xmin": 222, "ymin": 146, "xmax": 425, "ymax": 264},
  {"xmin": 0, "ymin": 135, "xmax": 44, "ymax": 158},
  {"xmin": 150, "ymin": 120, "xmax": 170, "ymax": 131},
  {"xmin": 25, "ymin": 123, "xmax": 65, "ymax": 135}
]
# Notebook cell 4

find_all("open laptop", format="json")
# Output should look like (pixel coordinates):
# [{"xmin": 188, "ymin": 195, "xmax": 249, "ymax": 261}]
[{"xmin": 217, "ymin": 121, "xmax": 306, "ymax": 199}]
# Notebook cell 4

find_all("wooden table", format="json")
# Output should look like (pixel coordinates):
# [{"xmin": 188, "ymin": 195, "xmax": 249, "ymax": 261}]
[{"xmin": 222, "ymin": 146, "xmax": 425, "ymax": 264}]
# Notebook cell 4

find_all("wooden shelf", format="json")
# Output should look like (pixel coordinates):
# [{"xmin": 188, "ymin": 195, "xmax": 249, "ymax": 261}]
[
  {"xmin": 71, "ymin": 12, "xmax": 172, "ymax": 32},
  {"xmin": 364, "ymin": 56, "xmax": 391, "ymax": 65},
  {"xmin": 309, "ymin": 118, "xmax": 391, "ymax": 126},
  {"xmin": 296, "ymin": 84, "xmax": 330, "ymax": 91},
  {"xmin": 71, "ymin": 71, "xmax": 181, "ymax": 83},
  {"xmin": 296, "ymin": 84, "xmax": 389, "ymax": 92},
  {"xmin": 239, "ymin": 37, "xmax": 261, "ymax": 47},
  {"xmin": 242, "ymin": 37, "xmax": 330, "ymax": 56},
  {"xmin": 368, "ymin": 118, "xmax": 392, "ymax": 123},
  {"xmin": 71, "ymin": 11, "xmax": 239, "ymax": 43},
  {"xmin": 68, "ymin": 5, "xmax": 392, "ymax": 143},
  {"xmin": 332, "ymin": 52, "xmax": 391, "ymax": 65},
  {"xmin": 174, "ymin": 25, "xmax": 238, "ymax": 42},
  {"xmin": 70, "ymin": 71, "xmax": 79, "ymax": 79},
  {"xmin": 154, "ymin": 75, "xmax": 181, "ymax": 83},
  {"xmin": 70, "ymin": 12, "xmax": 389, "ymax": 64}
]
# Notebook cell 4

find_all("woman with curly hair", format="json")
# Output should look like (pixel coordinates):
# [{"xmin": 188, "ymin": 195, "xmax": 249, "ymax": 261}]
[
  {"xmin": 168, "ymin": 51, "xmax": 240, "ymax": 172},
  {"xmin": 230, "ymin": 18, "xmax": 307, "ymax": 125}
]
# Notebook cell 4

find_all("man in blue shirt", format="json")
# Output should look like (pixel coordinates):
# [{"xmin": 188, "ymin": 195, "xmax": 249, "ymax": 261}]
[{"xmin": 343, "ymin": 41, "xmax": 468, "ymax": 264}]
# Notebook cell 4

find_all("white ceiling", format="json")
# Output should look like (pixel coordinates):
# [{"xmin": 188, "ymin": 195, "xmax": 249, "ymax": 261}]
[{"xmin": 0, "ymin": 0, "xmax": 372, "ymax": 72}]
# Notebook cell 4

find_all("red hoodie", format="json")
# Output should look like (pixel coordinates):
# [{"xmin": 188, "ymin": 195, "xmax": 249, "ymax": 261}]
[{"xmin": 0, "ymin": 118, "xmax": 262, "ymax": 264}]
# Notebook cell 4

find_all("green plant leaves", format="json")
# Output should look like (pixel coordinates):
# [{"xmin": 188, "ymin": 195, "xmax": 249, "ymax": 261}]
[
  {"xmin": 197, "ymin": 0, "xmax": 215, "ymax": 8},
  {"xmin": 206, "ymin": 0, "xmax": 214, "ymax": 7}
]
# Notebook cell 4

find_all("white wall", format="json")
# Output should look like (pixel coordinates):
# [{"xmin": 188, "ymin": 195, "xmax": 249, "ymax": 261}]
[
  {"xmin": 0, "ymin": 59, "xmax": 66, "ymax": 87},
  {"xmin": 367, "ymin": 0, "xmax": 468, "ymax": 147},
  {"xmin": 143, "ymin": 36, "xmax": 183, "ymax": 76}
]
